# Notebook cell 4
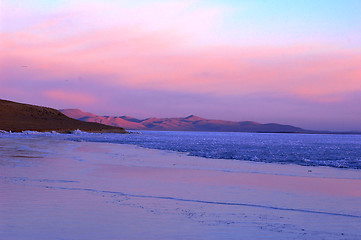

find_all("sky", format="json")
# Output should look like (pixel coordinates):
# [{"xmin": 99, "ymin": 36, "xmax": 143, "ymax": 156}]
[{"xmin": 0, "ymin": 0, "xmax": 360, "ymax": 131}]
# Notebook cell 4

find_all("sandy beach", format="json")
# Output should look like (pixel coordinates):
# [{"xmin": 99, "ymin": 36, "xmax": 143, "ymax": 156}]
[{"xmin": 1, "ymin": 136, "xmax": 361, "ymax": 240}]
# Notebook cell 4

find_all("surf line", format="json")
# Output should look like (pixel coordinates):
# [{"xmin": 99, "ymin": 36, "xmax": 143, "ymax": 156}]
[{"xmin": 40, "ymin": 185, "xmax": 361, "ymax": 219}]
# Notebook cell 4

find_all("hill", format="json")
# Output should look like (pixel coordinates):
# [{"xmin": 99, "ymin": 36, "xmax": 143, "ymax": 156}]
[
  {"xmin": 0, "ymin": 99, "xmax": 126, "ymax": 133},
  {"xmin": 60, "ymin": 109, "xmax": 309, "ymax": 133}
]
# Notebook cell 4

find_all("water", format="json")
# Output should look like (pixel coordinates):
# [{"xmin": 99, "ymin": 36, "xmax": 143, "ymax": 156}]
[
  {"xmin": 1, "ymin": 130, "xmax": 360, "ymax": 169},
  {"xmin": 61, "ymin": 131, "xmax": 361, "ymax": 169},
  {"xmin": 2, "ymin": 135, "xmax": 361, "ymax": 239}
]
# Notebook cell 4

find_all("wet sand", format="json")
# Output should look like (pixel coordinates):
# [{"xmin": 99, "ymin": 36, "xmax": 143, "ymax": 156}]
[{"xmin": 1, "ymin": 136, "xmax": 361, "ymax": 239}]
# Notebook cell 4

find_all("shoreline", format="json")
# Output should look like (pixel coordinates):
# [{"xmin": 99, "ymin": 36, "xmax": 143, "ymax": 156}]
[
  {"xmin": 1, "ymin": 136, "xmax": 361, "ymax": 239},
  {"xmin": 1, "ymin": 132, "xmax": 361, "ymax": 175},
  {"xmin": 3, "ymin": 130, "xmax": 361, "ymax": 170},
  {"xmin": 86, "ymin": 141, "xmax": 361, "ymax": 180},
  {"xmin": 2, "ymin": 127, "xmax": 360, "ymax": 135}
]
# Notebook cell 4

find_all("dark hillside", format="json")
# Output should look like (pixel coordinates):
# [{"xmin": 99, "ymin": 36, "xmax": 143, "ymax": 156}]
[{"xmin": 0, "ymin": 99, "xmax": 126, "ymax": 133}]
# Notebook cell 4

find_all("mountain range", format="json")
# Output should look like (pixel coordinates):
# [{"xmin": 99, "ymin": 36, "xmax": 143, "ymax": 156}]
[{"xmin": 60, "ymin": 109, "xmax": 311, "ymax": 133}]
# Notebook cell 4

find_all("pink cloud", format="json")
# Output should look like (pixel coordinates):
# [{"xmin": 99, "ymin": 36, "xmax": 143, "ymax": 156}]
[
  {"xmin": 1, "ymin": 10, "xmax": 360, "ymax": 106},
  {"xmin": 43, "ymin": 90, "xmax": 96, "ymax": 105}
]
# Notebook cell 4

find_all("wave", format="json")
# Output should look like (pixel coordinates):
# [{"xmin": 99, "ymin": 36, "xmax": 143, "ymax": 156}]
[{"xmin": 1, "ymin": 131, "xmax": 361, "ymax": 169}]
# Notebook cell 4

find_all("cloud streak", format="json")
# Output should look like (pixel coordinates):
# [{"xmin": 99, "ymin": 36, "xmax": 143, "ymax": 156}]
[
  {"xmin": 2, "ymin": 21, "xmax": 360, "ymax": 97},
  {"xmin": 43, "ymin": 90, "xmax": 96, "ymax": 105}
]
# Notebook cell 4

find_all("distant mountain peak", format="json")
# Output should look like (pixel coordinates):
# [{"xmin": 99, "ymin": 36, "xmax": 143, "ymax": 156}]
[
  {"xmin": 121, "ymin": 115, "xmax": 134, "ymax": 119},
  {"xmin": 120, "ymin": 115, "xmax": 142, "ymax": 123},
  {"xmin": 184, "ymin": 115, "xmax": 204, "ymax": 121}
]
